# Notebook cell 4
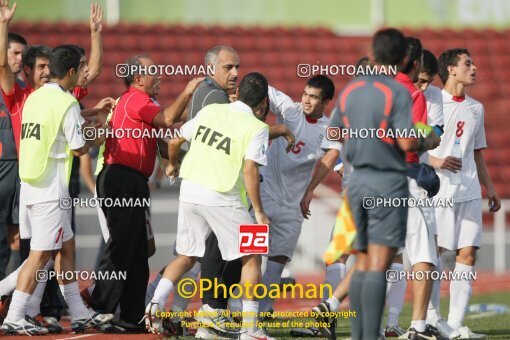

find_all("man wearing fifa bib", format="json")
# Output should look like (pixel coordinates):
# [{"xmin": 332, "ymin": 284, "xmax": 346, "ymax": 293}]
[{"xmin": 145, "ymin": 72, "xmax": 275, "ymax": 340}]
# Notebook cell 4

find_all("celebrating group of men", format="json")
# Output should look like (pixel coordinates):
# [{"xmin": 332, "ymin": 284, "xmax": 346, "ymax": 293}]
[{"xmin": 0, "ymin": 0, "xmax": 501, "ymax": 339}]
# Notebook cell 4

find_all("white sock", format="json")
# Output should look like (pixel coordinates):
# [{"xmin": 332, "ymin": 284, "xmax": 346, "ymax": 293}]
[
  {"xmin": 427, "ymin": 256, "xmax": 442, "ymax": 325},
  {"xmin": 411, "ymin": 320, "xmax": 426, "ymax": 332},
  {"xmin": 145, "ymin": 273, "xmax": 162, "ymax": 305},
  {"xmin": 26, "ymin": 260, "xmax": 54, "ymax": 317},
  {"xmin": 322, "ymin": 263, "xmax": 345, "ymax": 299},
  {"xmin": 0, "ymin": 260, "xmax": 24, "ymax": 296},
  {"xmin": 448, "ymin": 262, "xmax": 473, "ymax": 330},
  {"xmin": 386, "ymin": 263, "xmax": 406, "ymax": 327},
  {"xmin": 259, "ymin": 261, "xmax": 285, "ymax": 313},
  {"xmin": 326, "ymin": 296, "xmax": 340, "ymax": 312},
  {"xmin": 59, "ymin": 282, "xmax": 90, "ymax": 320},
  {"xmin": 152, "ymin": 278, "xmax": 174, "ymax": 307},
  {"xmin": 242, "ymin": 300, "xmax": 259, "ymax": 332},
  {"xmin": 5, "ymin": 290, "xmax": 31, "ymax": 322},
  {"xmin": 172, "ymin": 262, "xmax": 200, "ymax": 311}
]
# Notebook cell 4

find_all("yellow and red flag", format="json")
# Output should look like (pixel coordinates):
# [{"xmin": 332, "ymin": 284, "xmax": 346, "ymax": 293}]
[{"xmin": 323, "ymin": 193, "xmax": 357, "ymax": 265}]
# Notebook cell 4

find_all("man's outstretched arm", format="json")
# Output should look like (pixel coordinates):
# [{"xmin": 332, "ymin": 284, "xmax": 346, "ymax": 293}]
[
  {"xmin": 0, "ymin": 0, "xmax": 16, "ymax": 94},
  {"xmin": 84, "ymin": 3, "xmax": 103, "ymax": 86}
]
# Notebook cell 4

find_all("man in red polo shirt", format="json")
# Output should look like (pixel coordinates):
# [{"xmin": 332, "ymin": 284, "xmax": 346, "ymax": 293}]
[
  {"xmin": 393, "ymin": 37, "xmax": 448, "ymax": 339},
  {"xmin": 88, "ymin": 54, "xmax": 202, "ymax": 332}
]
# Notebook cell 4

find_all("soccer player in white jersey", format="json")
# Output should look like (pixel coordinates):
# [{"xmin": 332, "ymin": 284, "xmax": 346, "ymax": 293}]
[
  {"xmin": 428, "ymin": 48, "xmax": 501, "ymax": 339},
  {"xmin": 255, "ymin": 75, "xmax": 335, "ymax": 315},
  {"xmin": 414, "ymin": 50, "xmax": 460, "ymax": 339}
]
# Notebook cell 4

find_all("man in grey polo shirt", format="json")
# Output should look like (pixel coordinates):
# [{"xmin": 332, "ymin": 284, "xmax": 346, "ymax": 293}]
[
  {"xmin": 327, "ymin": 29, "xmax": 440, "ymax": 340},
  {"xmin": 146, "ymin": 45, "xmax": 294, "ymax": 338}
]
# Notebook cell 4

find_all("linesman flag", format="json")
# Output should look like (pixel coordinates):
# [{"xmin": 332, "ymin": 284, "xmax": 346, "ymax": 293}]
[{"xmin": 323, "ymin": 192, "xmax": 356, "ymax": 265}]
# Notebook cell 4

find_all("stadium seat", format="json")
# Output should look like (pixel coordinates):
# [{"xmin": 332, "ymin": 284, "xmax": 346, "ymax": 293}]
[{"xmin": 11, "ymin": 21, "xmax": 509, "ymax": 197}]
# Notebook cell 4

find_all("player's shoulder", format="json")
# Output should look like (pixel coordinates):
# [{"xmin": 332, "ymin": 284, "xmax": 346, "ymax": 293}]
[
  {"xmin": 464, "ymin": 95, "xmax": 484, "ymax": 110},
  {"xmin": 318, "ymin": 114, "xmax": 330, "ymax": 126},
  {"xmin": 424, "ymin": 84, "xmax": 442, "ymax": 101},
  {"xmin": 194, "ymin": 79, "xmax": 228, "ymax": 100}
]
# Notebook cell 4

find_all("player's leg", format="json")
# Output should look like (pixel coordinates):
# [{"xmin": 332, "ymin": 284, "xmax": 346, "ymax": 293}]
[
  {"xmin": 311, "ymin": 255, "xmax": 353, "ymax": 339},
  {"xmin": 445, "ymin": 199, "xmax": 483, "ymax": 337},
  {"xmin": 385, "ymin": 252, "xmax": 406, "ymax": 336},
  {"xmin": 258, "ymin": 202, "xmax": 302, "ymax": 314},
  {"xmin": 321, "ymin": 256, "xmax": 347, "ymax": 300},
  {"xmin": 362, "ymin": 244, "xmax": 398, "ymax": 339},
  {"xmin": 6, "ymin": 170, "xmax": 21, "ymax": 275},
  {"xmin": 448, "ymin": 246, "xmax": 477, "ymax": 330},
  {"xmin": 146, "ymin": 201, "xmax": 208, "ymax": 334},
  {"xmin": 51, "ymin": 201, "xmax": 113, "ymax": 332},
  {"xmin": 358, "ymin": 171, "xmax": 407, "ymax": 340},
  {"xmin": 259, "ymin": 255, "xmax": 286, "ymax": 313},
  {"xmin": 403, "ymin": 192, "xmax": 439, "ymax": 338},
  {"xmin": 432, "ymin": 204, "xmax": 457, "ymax": 329},
  {"xmin": 171, "ymin": 262, "xmax": 201, "ymax": 312},
  {"xmin": 345, "ymin": 174, "xmax": 369, "ymax": 340},
  {"xmin": 205, "ymin": 205, "xmax": 273, "ymax": 339},
  {"xmin": 2, "ymin": 201, "xmax": 66, "ymax": 335},
  {"xmin": 0, "ymin": 160, "xmax": 19, "ymax": 280}
]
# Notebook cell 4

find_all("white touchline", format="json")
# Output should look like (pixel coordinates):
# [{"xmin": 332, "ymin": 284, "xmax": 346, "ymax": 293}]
[{"xmin": 61, "ymin": 334, "xmax": 98, "ymax": 340}]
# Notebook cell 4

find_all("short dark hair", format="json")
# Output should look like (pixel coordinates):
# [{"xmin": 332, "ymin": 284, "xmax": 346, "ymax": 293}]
[
  {"xmin": 68, "ymin": 44, "xmax": 85, "ymax": 56},
  {"xmin": 22, "ymin": 45, "xmax": 51, "ymax": 70},
  {"xmin": 238, "ymin": 72, "xmax": 268, "ymax": 108},
  {"xmin": 8, "ymin": 33, "xmax": 26, "ymax": 47},
  {"xmin": 355, "ymin": 56, "xmax": 370, "ymax": 77},
  {"xmin": 401, "ymin": 37, "xmax": 423, "ymax": 74},
  {"xmin": 123, "ymin": 54, "xmax": 149, "ymax": 87},
  {"xmin": 49, "ymin": 45, "xmax": 82, "ymax": 79},
  {"xmin": 422, "ymin": 49, "xmax": 438, "ymax": 76},
  {"xmin": 306, "ymin": 75, "xmax": 335, "ymax": 101},
  {"xmin": 438, "ymin": 48, "xmax": 470, "ymax": 85},
  {"xmin": 372, "ymin": 28, "xmax": 407, "ymax": 66}
]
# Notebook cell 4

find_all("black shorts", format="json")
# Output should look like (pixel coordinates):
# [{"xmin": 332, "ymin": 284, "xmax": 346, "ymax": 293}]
[
  {"xmin": 348, "ymin": 168, "xmax": 408, "ymax": 251},
  {"xmin": 0, "ymin": 160, "xmax": 20, "ymax": 224}
]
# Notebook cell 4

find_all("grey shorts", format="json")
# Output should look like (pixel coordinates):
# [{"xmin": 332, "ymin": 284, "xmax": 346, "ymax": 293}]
[
  {"xmin": 0, "ymin": 160, "xmax": 20, "ymax": 225},
  {"xmin": 348, "ymin": 169, "xmax": 408, "ymax": 251}
]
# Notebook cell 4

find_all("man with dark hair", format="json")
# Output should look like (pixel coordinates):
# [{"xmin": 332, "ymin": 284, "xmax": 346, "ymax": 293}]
[
  {"xmin": 0, "ymin": 4, "xmax": 25, "ymax": 283},
  {"xmin": 389, "ymin": 36, "xmax": 442, "ymax": 339},
  {"xmin": 327, "ymin": 28, "xmax": 440, "ymax": 340},
  {"xmin": 252, "ymin": 75, "xmax": 337, "ymax": 317},
  {"xmin": 1, "ymin": 44, "xmax": 112, "ymax": 335},
  {"xmin": 410, "ymin": 49, "xmax": 462, "ymax": 339},
  {"xmin": 146, "ymin": 72, "xmax": 274, "ymax": 340},
  {"xmin": 88, "ymin": 54, "xmax": 202, "ymax": 333},
  {"xmin": 427, "ymin": 48, "xmax": 500, "ymax": 339},
  {"xmin": 415, "ymin": 50, "xmax": 439, "ymax": 92}
]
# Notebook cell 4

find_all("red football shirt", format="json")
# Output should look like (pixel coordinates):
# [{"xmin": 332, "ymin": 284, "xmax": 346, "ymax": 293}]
[
  {"xmin": 103, "ymin": 86, "xmax": 161, "ymax": 178},
  {"xmin": 395, "ymin": 72, "xmax": 427, "ymax": 164},
  {"xmin": 2, "ymin": 83, "xmax": 88, "ymax": 154}
]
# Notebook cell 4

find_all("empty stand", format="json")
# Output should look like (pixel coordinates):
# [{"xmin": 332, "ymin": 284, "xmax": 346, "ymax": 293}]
[{"xmin": 9, "ymin": 22, "xmax": 509, "ymax": 197}]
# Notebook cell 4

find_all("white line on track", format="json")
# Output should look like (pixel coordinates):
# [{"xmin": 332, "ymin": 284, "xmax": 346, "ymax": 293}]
[{"xmin": 59, "ymin": 334, "xmax": 98, "ymax": 339}]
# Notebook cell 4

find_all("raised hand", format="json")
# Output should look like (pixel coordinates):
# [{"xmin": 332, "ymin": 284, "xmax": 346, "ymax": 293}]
[
  {"xmin": 0, "ymin": 0, "xmax": 16, "ymax": 23},
  {"xmin": 90, "ymin": 3, "xmax": 103, "ymax": 33}
]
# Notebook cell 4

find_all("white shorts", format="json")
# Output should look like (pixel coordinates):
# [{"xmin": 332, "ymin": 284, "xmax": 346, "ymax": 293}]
[
  {"xmin": 250, "ymin": 192, "xmax": 303, "ymax": 261},
  {"xmin": 21, "ymin": 200, "xmax": 74, "ymax": 251},
  {"xmin": 436, "ymin": 199, "xmax": 482, "ymax": 250},
  {"xmin": 405, "ymin": 179, "xmax": 438, "ymax": 266},
  {"xmin": 175, "ymin": 202, "xmax": 254, "ymax": 261}
]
